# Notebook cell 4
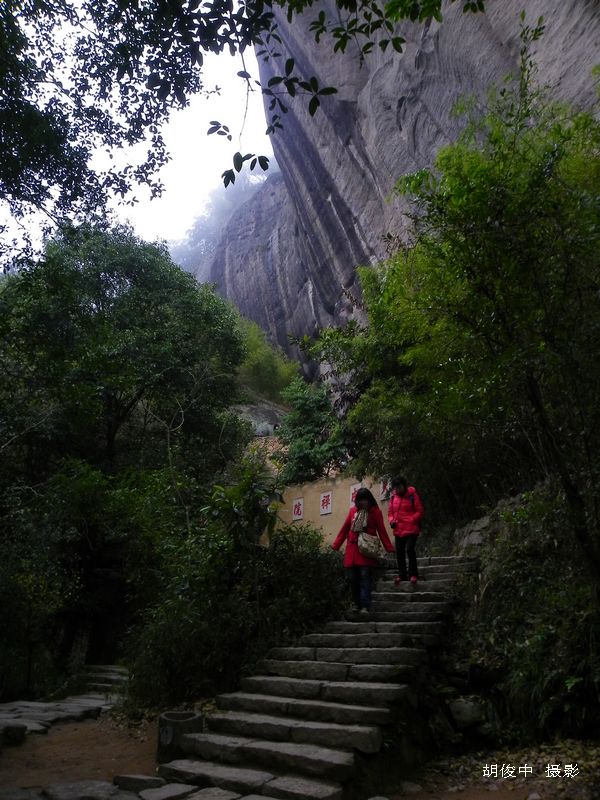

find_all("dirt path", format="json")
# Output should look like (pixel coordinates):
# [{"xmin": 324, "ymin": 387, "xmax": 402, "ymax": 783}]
[{"xmin": 0, "ymin": 716, "xmax": 156, "ymax": 791}]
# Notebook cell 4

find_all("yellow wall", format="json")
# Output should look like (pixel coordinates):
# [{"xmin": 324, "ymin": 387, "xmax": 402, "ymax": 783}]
[{"xmin": 277, "ymin": 475, "xmax": 392, "ymax": 547}]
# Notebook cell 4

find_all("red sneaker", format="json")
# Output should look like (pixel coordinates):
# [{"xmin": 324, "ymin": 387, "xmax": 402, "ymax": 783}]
[
  {"xmin": 410, "ymin": 576, "xmax": 418, "ymax": 585},
  {"xmin": 394, "ymin": 575, "xmax": 403, "ymax": 585}
]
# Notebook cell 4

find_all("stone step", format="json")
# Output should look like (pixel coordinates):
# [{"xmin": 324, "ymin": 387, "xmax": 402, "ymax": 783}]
[
  {"xmin": 379, "ymin": 556, "xmax": 477, "ymax": 568},
  {"xmin": 267, "ymin": 647, "xmax": 426, "ymax": 666},
  {"xmin": 158, "ymin": 759, "xmax": 342, "ymax": 799},
  {"xmin": 410, "ymin": 563, "xmax": 477, "ymax": 574},
  {"xmin": 376, "ymin": 578, "xmax": 454, "ymax": 591},
  {"xmin": 418, "ymin": 556, "xmax": 478, "ymax": 565},
  {"xmin": 323, "ymin": 620, "xmax": 444, "ymax": 635},
  {"xmin": 217, "ymin": 691, "xmax": 391, "ymax": 725},
  {"xmin": 346, "ymin": 610, "xmax": 448, "ymax": 622},
  {"xmin": 258, "ymin": 660, "xmax": 417, "ymax": 683},
  {"xmin": 205, "ymin": 710, "xmax": 381, "ymax": 753},
  {"xmin": 370, "ymin": 591, "xmax": 449, "ymax": 603},
  {"xmin": 300, "ymin": 631, "xmax": 438, "ymax": 648},
  {"xmin": 84, "ymin": 672, "xmax": 128, "ymax": 685},
  {"xmin": 369, "ymin": 601, "xmax": 450, "ymax": 614},
  {"xmin": 84, "ymin": 664, "xmax": 129, "ymax": 674},
  {"xmin": 240, "ymin": 676, "xmax": 411, "ymax": 706},
  {"xmin": 179, "ymin": 733, "xmax": 355, "ymax": 782},
  {"xmin": 87, "ymin": 683, "xmax": 119, "ymax": 693}
]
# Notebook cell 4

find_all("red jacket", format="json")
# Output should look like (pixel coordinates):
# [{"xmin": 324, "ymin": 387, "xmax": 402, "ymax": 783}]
[
  {"xmin": 388, "ymin": 487, "xmax": 424, "ymax": 536},
  {"xmin": 332, "ymin": 505, "xmax": 394, "ymax": 567}
]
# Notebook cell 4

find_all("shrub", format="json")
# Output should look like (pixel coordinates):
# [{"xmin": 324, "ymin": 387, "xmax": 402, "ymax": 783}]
[
  {"xmin": 126, "ymin": 466, "xmax": 347, "ymax": 708},
  {"xmin": 452, "ymin": 483, "xmax": 600, "ymax": 737}
]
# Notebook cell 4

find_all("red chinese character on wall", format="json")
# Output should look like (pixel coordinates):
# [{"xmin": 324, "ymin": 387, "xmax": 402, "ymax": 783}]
[
  {"xmin": 292, "ymin": 498, "xmax": 303, "ymax": 521},
  {"xmin": 320, "ymin": 492, "xmax": 332, "ymax": 515}
]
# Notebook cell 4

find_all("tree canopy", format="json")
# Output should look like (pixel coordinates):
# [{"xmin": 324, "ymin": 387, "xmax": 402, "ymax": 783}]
[
  {"xmin": 1, "ymin": 0, "xmax": 485, "ymax": 261},
  {"xmin": 0, "ymin": 224, "xmax": 249, "ymax": 479},
  {"xmin": 275, "ymin": 376, "xmax": 346, "ymax": 484}
]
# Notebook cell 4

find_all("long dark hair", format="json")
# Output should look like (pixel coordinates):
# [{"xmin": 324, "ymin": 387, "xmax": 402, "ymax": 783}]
[{"xmin": 354, "ymin": 487, "xmax": 378, "ymax": 509}]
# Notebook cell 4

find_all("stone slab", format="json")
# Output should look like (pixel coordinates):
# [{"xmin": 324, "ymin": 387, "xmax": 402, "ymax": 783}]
[
  {"xmin": 258, "ymin": 660, "xmax": 348, "ymax": 681},
  {"xmin": 263, "ymin": 775, "xmax": 342, "ymax": 800},
  {"xmin": 319, "ymin": 680, "xmax": 411, "ymax": 705},
  {"xmin": 241, "ymin": 739, "xmax": 354, "ymax": 782},
  {"xmin": 347, "ymin": 663, "xmax": 416, "ymax": 682},
  {"xmin": 181, "ymin": 733, "xmax": 247, "ymax": 764},
  {"xmin": 158, "ymin": 760, "xmax": 274, "ymax": 794},
  {"xmin": 44, "ymin": 781, "xmax": 118, "ymax": 800},
  {"xmin": 139, "ymin": 784, "xmax": 197, "ymax": 800},
  {"xmin": 206, "ymin": 711, "xmax": 381, "ymax": 753},
  {"xmin": 0, "ymin": 791, "xmax": 43, "ymax": 800},
  {"xmin": 314, "ymin": 646, "xmax": 426, "ymax": 665},
  {"xmin": 240, "ymin": 676, "xmax": 321, "ymax": 699},
  {"xmin": 187, "ymin": 791, "xmax": 240, "ymax": 800},
  {"xmin": 361, "ymin": 611, "xmax": 447, "ymax": 622},
  {"xmin": 300, "ymin": 633, "xmax": 436, "ymax": 648},
  {"xmin": 113, "ymin": 777, "xmax": 166, "ymax": 792},
  {"xmin": 217, "ymin": 691, "xmax": 390, "ymax": 725}
]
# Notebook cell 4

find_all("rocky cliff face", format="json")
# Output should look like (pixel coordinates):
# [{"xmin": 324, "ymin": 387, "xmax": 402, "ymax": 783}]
[{"xmin": 207, "ymin": 0, "xmax": 600, "ymax": 353}]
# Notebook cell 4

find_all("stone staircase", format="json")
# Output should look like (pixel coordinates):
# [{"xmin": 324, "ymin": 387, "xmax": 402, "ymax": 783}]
[
  {"xmin": 158, "ymin": 556, "xmax": 477, "ymax": 800},
  {"xmin": 79, "ymin": 664, "xmax": 129, "ymax": 696}
]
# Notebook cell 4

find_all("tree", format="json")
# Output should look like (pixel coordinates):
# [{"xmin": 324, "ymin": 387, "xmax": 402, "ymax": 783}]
[
  {"xmin": 237, "ymin": 318, "xmax": 298, "ymax": 402},
  {"xmin": 0, "ymin": 224, "xmax": 253, "ymax": 694},
  {"xmin": 0, "ymin": 224, "xmax": 247, "ymax": 478},
  {"xmin": 275, "ymin": 376, "xmax": 346, "ymax": 484},
  {"xmin": 0, "ymin": 0, "xmax": 485, "ymax": 260}
]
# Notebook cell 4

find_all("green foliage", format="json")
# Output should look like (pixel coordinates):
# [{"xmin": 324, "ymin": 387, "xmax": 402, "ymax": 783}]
[
  {"xmin": 127, "ymin": 455, "xmax": 346, "ymax": 707},
  {"xmin": 387, "ymin": 34, "xmax": 600, "ymax": 569},
  {"xmin": 0, "ymin": 224, "xmax": 247, "ymax": 478},
  {"xmin": 453, "ymin": 484, "xmax": 600, "ymax": 736},
  {"xmin": 312, "ymin": 33, "xmax": 600, "ymax": 538},
  {"xmin": 385, "ymin": 0, "xmax": 484, "ymax": 24},
  {"xmin": 0, "ymin": 224, "xmax": 252, "ymax": 698},
  {"xmin": 237, "ymin": 319, "xmax": 298, "ymax": 402},
  {"xmin": 0, "ymin": 482, "xmax": 78, "ymax": 698},
  {"xmin": 275, "ymin": 377, "xmax": 347, "ymax": 485}
]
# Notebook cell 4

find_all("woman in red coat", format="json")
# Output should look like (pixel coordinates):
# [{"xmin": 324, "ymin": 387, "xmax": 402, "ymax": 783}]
[
  {"xmin": 332, "ymin": 487, "xmax": 394, "ymax": 613},
  {"xmin": 387, "ymin": 476, "xmax": 424, "ymax": 586}
]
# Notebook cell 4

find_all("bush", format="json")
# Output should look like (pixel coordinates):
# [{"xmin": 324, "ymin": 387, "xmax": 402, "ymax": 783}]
[
  {"xmin": 126, "ymin": 461, "xmax": 347, "ymax": 708},
  {"xmin": 452, "ymin": 483, "xmax": 600, "ymax": 737},
  {"xmin": 237, "ymin": 319, "xmax": 298, "ymax": 402},
  {"xmin": 275, "ymin": 377, "xmax": 347, "ymax": 484}
]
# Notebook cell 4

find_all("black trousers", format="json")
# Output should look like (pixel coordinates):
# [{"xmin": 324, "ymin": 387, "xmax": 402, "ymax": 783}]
[
  {"xmin": 395, "ymin": 534, "xmax": 419, "ymax": 580},
  {"xmin": 348, "ymin": 566, "xmax": 372, "ymax": 610}
]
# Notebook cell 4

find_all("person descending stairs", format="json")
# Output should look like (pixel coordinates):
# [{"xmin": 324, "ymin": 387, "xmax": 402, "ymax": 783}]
[{"xmin": 158, "ymin": 555, "xmax": 477, "ymax": 800}]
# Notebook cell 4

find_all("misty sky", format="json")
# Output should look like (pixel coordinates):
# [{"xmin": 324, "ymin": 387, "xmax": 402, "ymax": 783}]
[
  {"xmin": 0, "ymin": 49, "xmax": 273, "ymax": 256},
  {"xmin": 112, "ymin": 50, "xmax": 274, "ymax": 246}
]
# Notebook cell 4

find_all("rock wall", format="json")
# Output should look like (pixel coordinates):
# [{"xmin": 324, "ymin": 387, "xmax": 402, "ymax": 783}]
[{"xmin": 207, "ymin": 0, "xmax": 600, "ymax": 352}]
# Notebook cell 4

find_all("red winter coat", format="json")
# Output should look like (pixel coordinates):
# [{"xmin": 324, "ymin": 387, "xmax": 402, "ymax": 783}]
[
  {"xmin": 388, "ymin": 487, "xmax": 424, "ymax": 537},
  {"xmin": 332, "ymin": 505, "xmax": 394, "ymax": 567}
]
